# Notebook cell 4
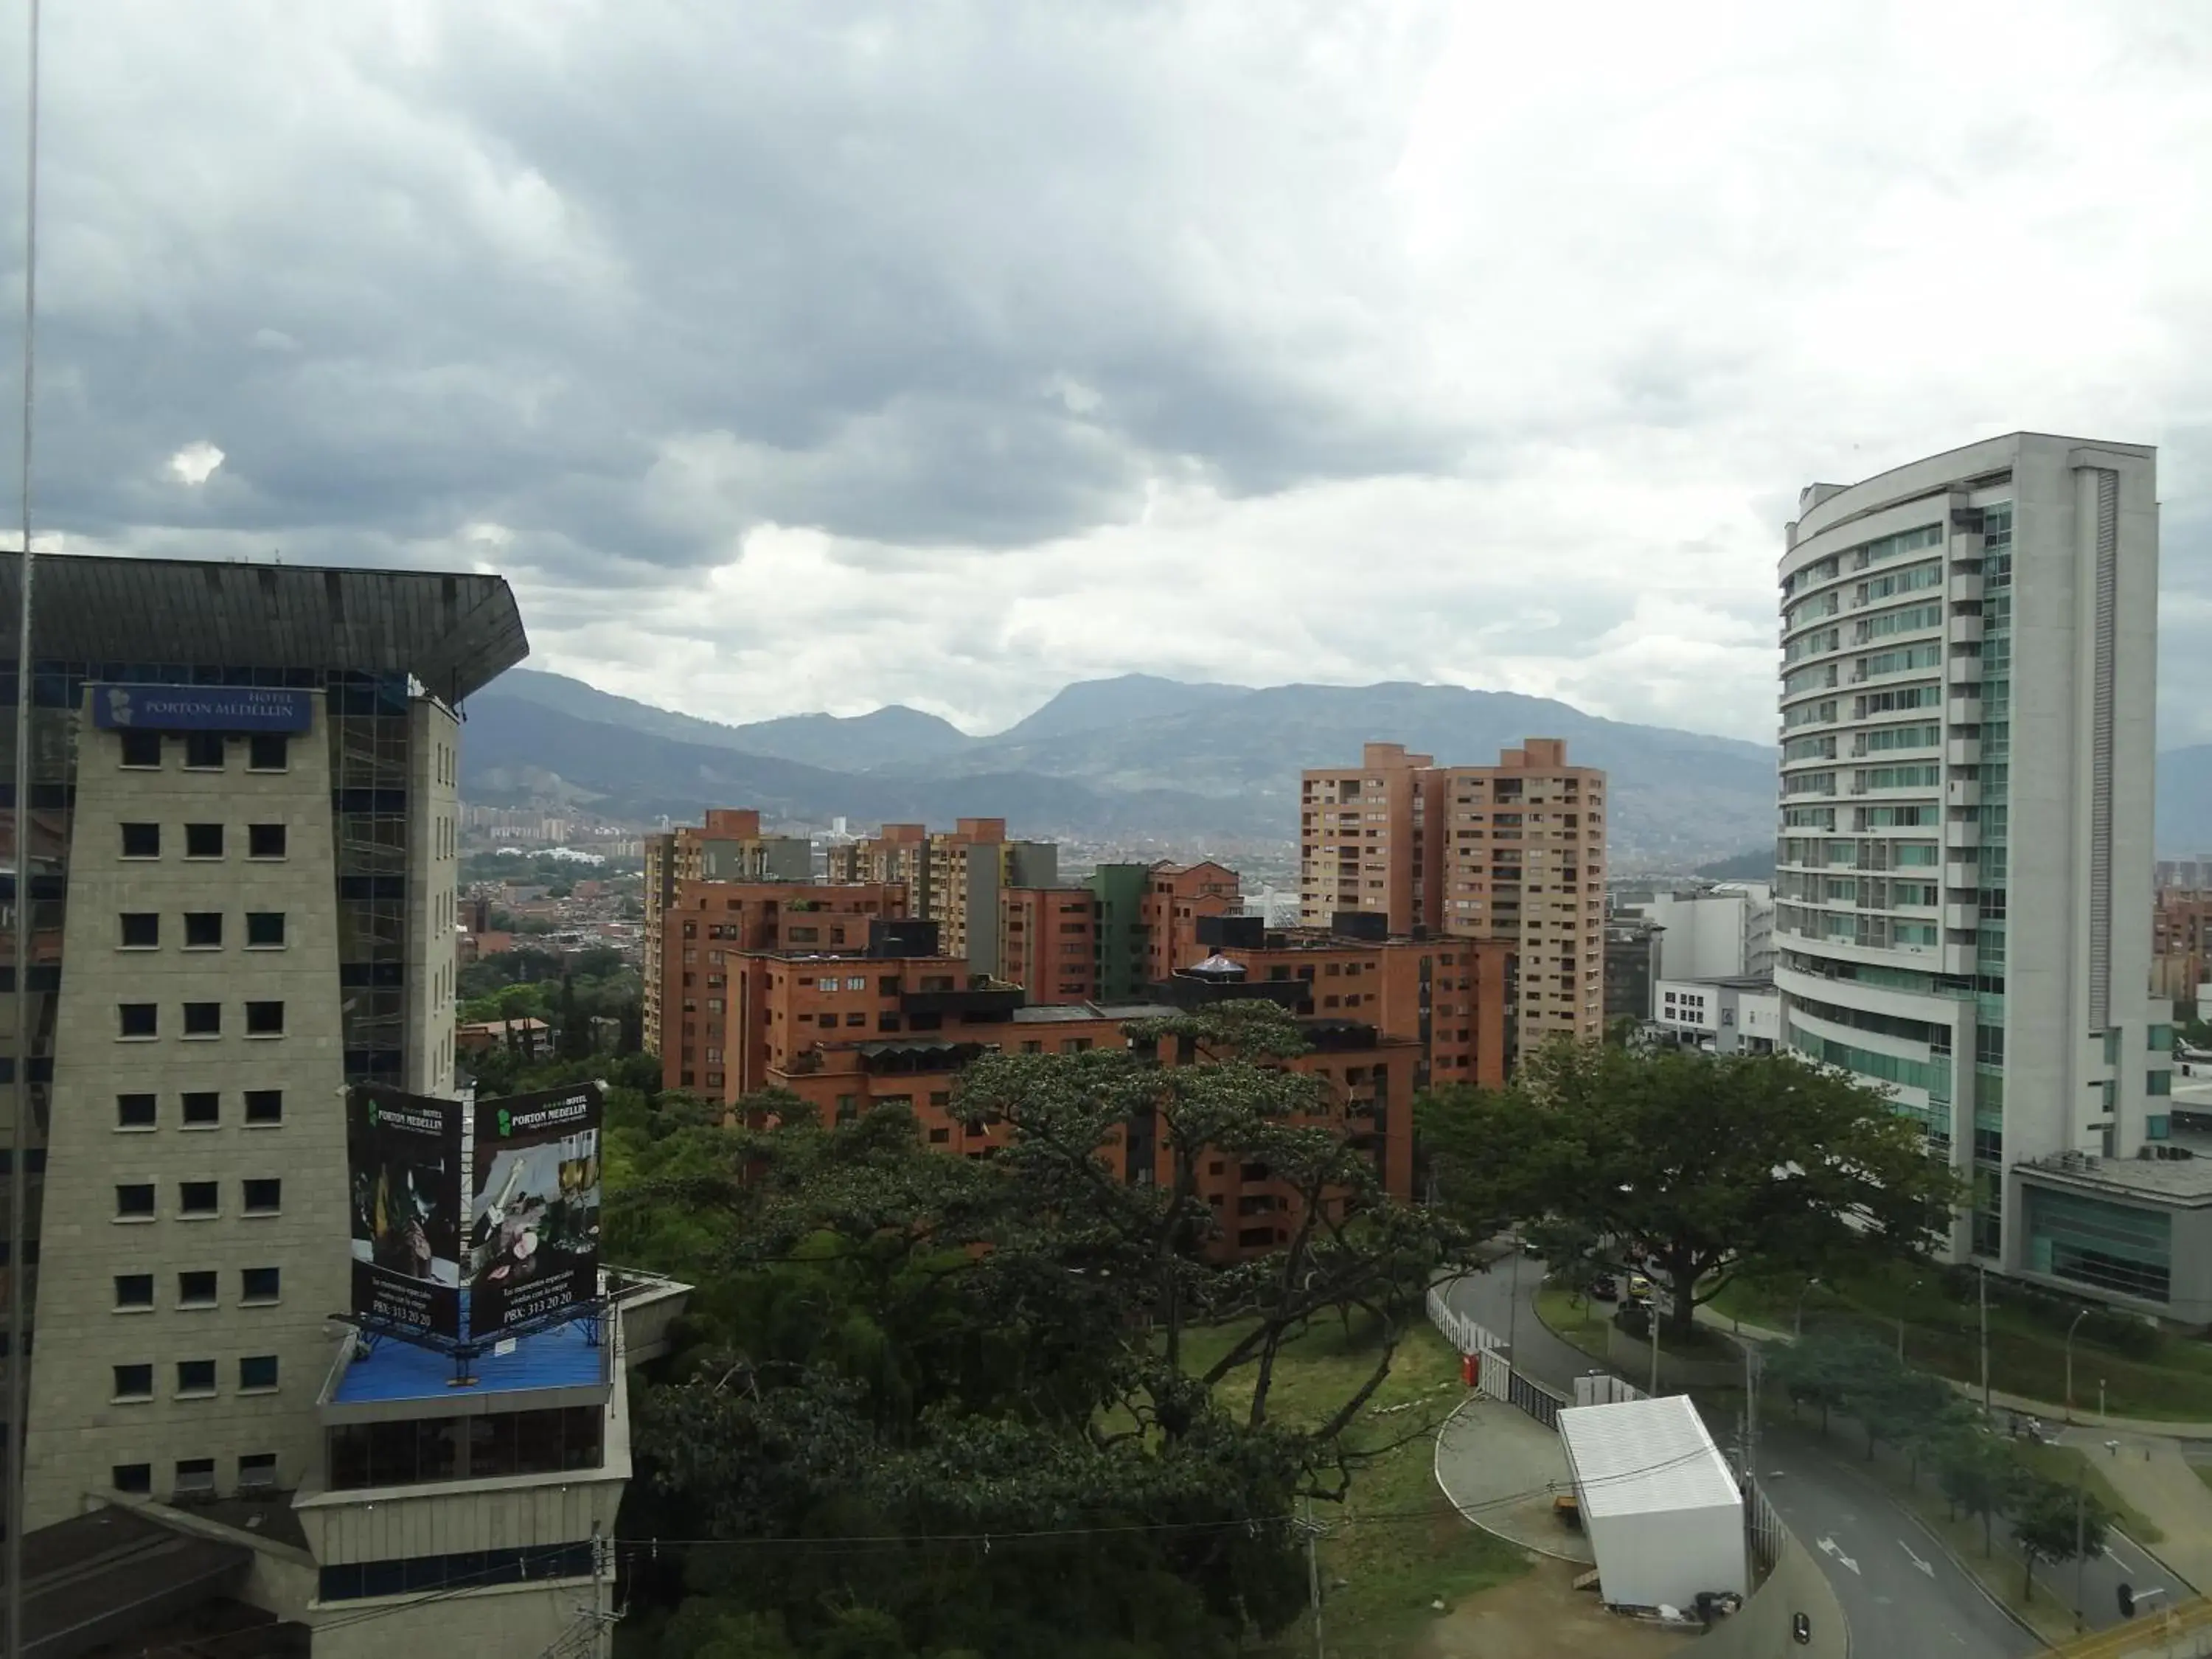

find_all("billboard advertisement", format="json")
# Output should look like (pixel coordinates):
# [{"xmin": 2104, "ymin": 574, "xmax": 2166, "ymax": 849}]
[
  {"xmin": 468, "ymin": 1083, "xmax": 604, "ymax": 1335},
  {"xmin": 346, "ymin": 1086, "xmax": 465, "ymax": 1338},
  {"xmin": 90, "ymin": 684, "xmax": 314, "ymax": 732}
]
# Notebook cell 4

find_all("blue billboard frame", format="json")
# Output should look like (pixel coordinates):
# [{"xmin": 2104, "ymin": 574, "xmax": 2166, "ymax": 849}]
[{"xmin": 89, "ymin": 683, "xmax": 313, "ymax": 732}]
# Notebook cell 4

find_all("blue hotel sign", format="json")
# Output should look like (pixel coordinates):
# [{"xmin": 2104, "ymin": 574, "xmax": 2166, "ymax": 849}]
[{"xmin": 90, "ymin": 684, "xmax": 314, "ymax": 734}]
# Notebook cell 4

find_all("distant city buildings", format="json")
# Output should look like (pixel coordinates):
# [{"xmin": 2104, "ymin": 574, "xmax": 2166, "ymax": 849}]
[
  {"xmin": 1773, "ymin": 434, "xmax": 2183, "ymax": 1312},
  {"xmin": 1298, "ymin": 738, "xmax": 1607, "ymax": 1048}
]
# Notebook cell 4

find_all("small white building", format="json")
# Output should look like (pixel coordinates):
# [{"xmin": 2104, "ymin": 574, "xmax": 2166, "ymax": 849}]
[
  {"xmin": 1652, "ymin": 975, "xmax": 1780, "ymax": 1054},
  {"xmin": 1557, "ymin": 1395, "xmax": 1745, "ymax": 1612}
]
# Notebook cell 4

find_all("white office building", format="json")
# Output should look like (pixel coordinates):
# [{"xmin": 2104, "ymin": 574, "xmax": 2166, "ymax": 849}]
[{"xmin": 1775, "ymin": 435, "xmax": 2188, "ymax": 1315}]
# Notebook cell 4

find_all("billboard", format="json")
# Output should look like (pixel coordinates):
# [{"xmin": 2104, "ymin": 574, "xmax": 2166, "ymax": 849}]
[
  {"xmin": 468, "ymin": 1083, "xmax": 604, "ymax": 1335},
  {"xmin": 90, "ymin": 684, "xmax": 313, "ymax": 732},
  {"xmin": 346, "ymin": 1087, "xmax": 465, "ymax": 1338}
]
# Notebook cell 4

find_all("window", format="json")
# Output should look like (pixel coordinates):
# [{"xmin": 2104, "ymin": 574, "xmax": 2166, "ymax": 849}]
[
  {"xmin": 115, "ymin": 1183, "xmax": 155, "ymax": 1220},
  {"xmin": 119, "ymin": 912, "xmax": 159, "ymax": 948},
  {"xmin": 240, "ymin": 1266, "xmax": 280, "ymax": 1304},
  {"xmin": 243, "ymin": 1178, "xmax": 281, "ymax": 1215},
  {"xmin": 247, "ymin": 734, "xmax": 289, "ymax": 771},
  {"xmin": 182, "ymin": 732, "xmax": 225, "ymax": 770},
  {"xmin": 114, "ymin": 1273, "xmax": 153, "ymax": 1310},
  {"xmin": 239, "ymin": 1355, "xmax": 279, "ymax": 1392},
  {"xmin": 178, "ymin": 1270, "xmax": 218, "ymax": 1308},
  {"xmin": 119, "ymin": 730, "xmax": 161, "ymax": 768},
  {"xmin": 245, "ymin": 1001, "xmax": 285, "ymax": 1037},
  {"xmin": 238, "ymin": 1452, "xmax": 279, "ymax": 1489},
  {"xmin": 179, "ymin": 1180, "xmax": 219, "ymax": 1217},
  {"xmin": 247, "ymin": 823, "xmax": 285, "ymax": 858},
  {"xmin": 173, "ymin": 1458, "xmax": 216, "ymax": 1493},
  {"xmin": 184, "ymin": 823, "xmax": 224, "ymax": 858},
  {"xmin": 244, "ymin": 1089, "xmax": 282, "ymax": 1126},
  {"xmin": 176, "ymin": 1360, "xmax": 217, "ymax": 1397},
  {"xmin": 120, "ymin": 821, "xmax": 160, "ymax": 858},
  {"xmin": 112, "ymin": 1464, "xmax": 152, "ymax": 1495},
  {"xmin": 182, "ymin": 1002, "xmax": 220, "ymax": 1037},
  {"xmin": 116, "ymin": 1093, "xmax": 156, "ymax": 1130},
  {"xmin": 181, "ymin": 1091, "xmax": 219, "ymax": 1127},
  {"xmin": 113, "ymin": 1365, "xmax": 153, "ymax": 1401},
  {"xmin": 118, "ymin": 1003, "xmax": 157, "ymax": 1039},
  {"xmin": 184, "ymin": 912, "xmax": 223, "ymax": 948}
]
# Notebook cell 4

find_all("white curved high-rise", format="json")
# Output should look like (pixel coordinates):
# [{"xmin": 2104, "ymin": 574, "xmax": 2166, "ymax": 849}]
[{"xmin": 1776, "ymin": 434, "xmax": 2182, "ymax": 1310}]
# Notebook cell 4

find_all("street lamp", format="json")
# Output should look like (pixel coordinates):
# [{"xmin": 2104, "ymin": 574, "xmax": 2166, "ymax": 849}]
[
  {"xmin": 1794, "ymin": 1278, "xmax": 1820, "ymax": 1339},
  {"xmin": 2064, "ymin": 1308, "xmax": 2090, "ymax": 1425}
]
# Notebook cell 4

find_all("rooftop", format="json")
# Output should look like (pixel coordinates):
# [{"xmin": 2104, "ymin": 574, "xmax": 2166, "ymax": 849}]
[
  {"xmin": 1557, "ymin": 1395, "xmax": 1739, "ymax": 1520},
  {"xmin": 1658, "ymin": 975, "xmax": 1775, "ymax": 992},
  {"xmin": 330, "ymin": 1312, "xmax": 609, "ymax": 1408},
  {"xmin": 2016, "ymin": 1150, "xmax": 2212, "ymax": 1206},
  {"xmin": 1, "ymin": 549, "xmax": 527, "ymax": 706}
]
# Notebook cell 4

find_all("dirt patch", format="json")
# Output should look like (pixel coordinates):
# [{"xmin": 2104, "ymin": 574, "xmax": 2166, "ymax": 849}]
[{"xmin": 1416, "ymin": 1554, "xmax": 1704, "ymax": 1659}]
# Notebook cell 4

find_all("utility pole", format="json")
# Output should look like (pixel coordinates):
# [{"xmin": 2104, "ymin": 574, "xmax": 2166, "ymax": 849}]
[
  {"xmin": 2073, "ymin": 1471, "xmax": 2087, "ymax": 1624},
  {"xmin": 1978, "ymin": 1264, "xmax": 1991, "ymax": 1417},
  {"xmin": 1300, "ymin": 1498, "xmax": 1326, "ymax": 1659},
  {"xmin": 1649, "ymin": 1283, "xmax": 1663, "ymax": 1395}
]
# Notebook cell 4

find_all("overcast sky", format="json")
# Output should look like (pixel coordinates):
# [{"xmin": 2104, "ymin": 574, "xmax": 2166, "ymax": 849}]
[{"xmin": 10, "ymin": 1, "xmax": 2211, "ymax": 742}]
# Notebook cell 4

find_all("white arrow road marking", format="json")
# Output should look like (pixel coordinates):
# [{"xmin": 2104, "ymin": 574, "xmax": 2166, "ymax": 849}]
[
  {"xmin": 1899, "ymin": 1539, "xmax": 1935, "ymax": 1577},
  {"xmin": 1818, "ymin": 1536, "xmax": 1862, "ymax": 1575}
]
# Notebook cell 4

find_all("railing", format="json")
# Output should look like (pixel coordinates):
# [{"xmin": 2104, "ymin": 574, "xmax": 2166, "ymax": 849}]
[
  {"xmin": 1742, "ymin": 1473, "xmax": 1787, "ymax": 1578},
  {"xmin": 1425, "ymin": 1282, "xmax": 1498, "ymax": 1358},
  {"xmin": 2039, "ymin": 1596, "xmax": 2212, "ymax": 1658}
]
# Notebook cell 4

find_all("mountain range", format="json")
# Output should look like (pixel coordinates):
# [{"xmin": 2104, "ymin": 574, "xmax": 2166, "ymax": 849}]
[{"xmin": 459, "ymin": 668, "xmax": 2212, "ymax": 860}]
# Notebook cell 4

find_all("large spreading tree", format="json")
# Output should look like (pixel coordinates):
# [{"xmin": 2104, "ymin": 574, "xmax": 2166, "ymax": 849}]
[
  {"xmin": 1419, "ymin": 1040, "xmax": 1961, "ymax": 1340},
  {"xmin": 612, "ymin": 999, "xmax": 1464, "ymax": 1659}
]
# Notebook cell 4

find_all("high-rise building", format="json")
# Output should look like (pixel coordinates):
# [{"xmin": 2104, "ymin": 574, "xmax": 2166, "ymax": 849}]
[
  {"xmin": 1774, "ymin": 434, "xmax": 2184, "ymax": 1307},
  {"xmin": 1298, "ymin": 739, "xmax": 1607, "ymax": 1050},
  {"xmin": 829, "ymin": 818, "xmax": 1057, "ymax": 978}
]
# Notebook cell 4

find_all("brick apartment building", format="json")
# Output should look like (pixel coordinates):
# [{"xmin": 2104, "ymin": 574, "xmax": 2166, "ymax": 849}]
[
  {"xmin": 2152, "ymin": 887, "xmax": 2212, "ymax": 1010},
  {"xmin": 829, "ymin": 818, "xmax": 1059, "ymax": 976},
  {"xmin": 1300, "ymin": 738, "xmax": 1606, "ymax": 1047},
  {"xmin": 726, "ymin": 918, "xmax": 1419, "ymax": 1256}
]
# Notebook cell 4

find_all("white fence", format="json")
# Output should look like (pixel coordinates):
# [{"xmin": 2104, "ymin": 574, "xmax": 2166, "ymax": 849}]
[
  {"xmin": 1425, "ymin": 1282, "xmax": 1499, "ymax": 1357},
  {"xmin": 1573, "ymin": 1372, "xmax": 1646, "ymax": 1408},
  {"xmin": 1426, "ymin": 1281, "xmax": 1568, "ymax": 1430}
]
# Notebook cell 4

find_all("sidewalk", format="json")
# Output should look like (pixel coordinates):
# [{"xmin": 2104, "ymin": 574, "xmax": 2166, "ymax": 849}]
[
  {"xmin": 1699, "ymin": 1306, "xmax": 2212, "ymax": 1440},
  {"xmin": 2055, "ymin": 1427, "xmax": 2212, "ymax": 1593},
  {"xmin": 1432, "ymin": 1394, "xmax": 1593, "ymax": 1565}
]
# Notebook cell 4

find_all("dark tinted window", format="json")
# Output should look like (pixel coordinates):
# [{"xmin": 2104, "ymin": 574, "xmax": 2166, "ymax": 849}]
[
  {"xmin": 120, "ymin": 822, "xmax": 159, "ymax": 858},
  {"xmin": 112, "ymin": 1463, "xmax": 152, "ymax": 1493},
  {"xmin": 178, "ymin": 1270, "xmax": 218, "ymax": 1307},
  {"xmin": 245, "ymin": 1001, "xmax": 285, "ymax": 1035},
  {"xmin": 248, "ymin": 734, "xmax": 289, "ymax": 771},
  {"xmin": 116, "ymin": 1093, "xmax": 155, "ymax": 1128},
  {"xmin": 118, "ymin": 1003, "xmax": 156, "ymax": 1037},
  {"xmin": 246, "ymin": 911, "xmax": 285, "ymax": 947},
  {"xmin": 182, "ymin": 1002, "xmax": 220, "ymax": 1036},
  {"xmin": 182, "ymin": 733, "xmax": 224, "ymax": 769},
  {"xmin": 243, "ymin": 1178, "xmax": 281, "ymax": 1214},
  {"xmin": 114, "ymin": 1273, "xmax": 153, "ymax": 1308},
  {"xmin": 118, "ymin": 731, "xmax": 161, "ymax": 768},
  {"xmin": 184, "ymin": 912, "xmax": 223, "ymax": 947},
  {"xmin": 241, "ymin": 1266, "xmax": 280, "ymax": 1302},
  {"xmin": 247, "ymin": 823, "xmax": 286, "ymax": 858},
  {"xmin": 176, "ymin": 1361, "xmax": 216, "ymax": 1394},
  {"xmin": 244, "ymin": 1089, "xmax": 282, "ymax": 1124},
  {"xmin": 184, "ymin": 823, "xmax": 223, "ymax": 858},
  {"xmin": 112, "ymin": 1365, "xmax": 153, "ymax": 1399},
  {"xmin": 181, "ymin": 1091, "xmax": 218, "ymax": 1126},
  {"xmin": 240, "ymin": 1355, "xmax": 279, "ymax": 1390},
  {"xmin": 115, "ymin": 1183, "xmax": 154, "ymax": 1218}
]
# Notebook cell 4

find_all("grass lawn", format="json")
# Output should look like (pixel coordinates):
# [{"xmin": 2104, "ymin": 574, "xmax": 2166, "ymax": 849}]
[
  {"xmin": 2008, "ymin": 1441, "xmax": 2165, "ymax": 1544},
  {"xmin": 1180, "ymin": 1318, "xmax": 1528, "ymax": 1658},
  {"xmin": 1708, "ymin": 1262, "xmax": 2212, "ymax": 1422},
  {"xmin": 1534, "ymin": 1281, "xmax": 1610, "ymax": 1362}
]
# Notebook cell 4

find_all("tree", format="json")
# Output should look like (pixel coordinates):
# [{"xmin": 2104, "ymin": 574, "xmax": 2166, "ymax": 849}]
[
  {"xmin": 1936, "ymin": 1433, "xmax": 2024, "ymax": 1557},
  {"xmin": 2012, "ymin": 1477, "xmax": 2111, "ymax": 1603},
  {"xmin": 557, "ymin": 972, "xmax": 594, "ymax": 1061},
  {"xmin": 1419, "ymin": 1042, "xmax": 1963, "ymax": 1340},
  {"xmin": 619, "ymin": 1001, "xmax": 1459, "ymax": 1657}
]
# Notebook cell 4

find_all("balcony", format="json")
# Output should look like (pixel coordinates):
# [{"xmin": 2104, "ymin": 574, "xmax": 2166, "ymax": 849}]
[
  {"xmin": 1941, "ymin": 943, "xmax": 1976, "ymax": 975},
  {"xmin": 1944, "ymin": 818, "xmax": 1981, "ymax": 849},
  {"xmin": 1947, "ymin": 779, "xmax": 1981, "ymax": 807},
  {"xmin": 1947, "ymin": 613, "xmax": 1985, "ymax": 646},
  {"xmin": 1944, "ymin": 903, "xmax": 1978, "ymax": 931},
  {"xmin": 1948, "ymin": 658, "xmax": 1984, "ymax": 686},
  {"xmin": 1948, "ymin": 695, "xmax": 1983, "ymax": 724},
  {"xmin": 1946, "ymin": 737, "xmax": 1981, "ymax": 766},
  {"xmin": 1949, "ymin": 571, "xmax": 1985, "ymax": 602}
]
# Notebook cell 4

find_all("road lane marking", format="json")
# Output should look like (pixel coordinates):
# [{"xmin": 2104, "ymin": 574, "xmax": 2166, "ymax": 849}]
[
  {"xmin": 1818, "ymin": 1536, "xmax": 1862, "ymax": 1575},
  {"xmin": 1899, "ymin": 1539, "xmax": 1935, "ymax": 1577}
]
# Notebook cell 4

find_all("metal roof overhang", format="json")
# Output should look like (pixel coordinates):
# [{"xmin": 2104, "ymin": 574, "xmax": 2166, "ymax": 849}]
[{"xmin": 0, "ymin": 550, "xmax": 528, "ymax": 705}]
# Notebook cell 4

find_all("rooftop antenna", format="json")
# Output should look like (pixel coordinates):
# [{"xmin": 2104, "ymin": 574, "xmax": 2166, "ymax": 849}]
[{"xmin": 8, "ymin": 3, "xmax": 42, "ymax": 1652}]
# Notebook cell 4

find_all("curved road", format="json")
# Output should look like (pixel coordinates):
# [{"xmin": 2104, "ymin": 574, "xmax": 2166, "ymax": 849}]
[{"xmin": 1438, "ymin": 1258, "xmax": 2039, "ymax": 1659}]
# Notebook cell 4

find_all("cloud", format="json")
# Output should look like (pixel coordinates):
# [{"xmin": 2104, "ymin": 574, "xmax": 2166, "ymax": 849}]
[
  {"xmin": 166, "ymin": 442, "xmax": 225, "ymax": 487},
  {"xmin": 13, "ymin": 0, "xmax": 2212, "ymax": 748}
]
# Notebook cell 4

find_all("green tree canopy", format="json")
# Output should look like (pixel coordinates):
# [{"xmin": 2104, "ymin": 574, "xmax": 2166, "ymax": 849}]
[{"xmin": 1419, "ymin": 1042, "xmax": 1963, "ymax": 1338}]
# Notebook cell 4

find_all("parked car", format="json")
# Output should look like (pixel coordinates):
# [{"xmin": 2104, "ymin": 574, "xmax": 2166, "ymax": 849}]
[
  {"xmin": 1627, "ymin": 1273, "xmax": 1652, "ymax": 1304},
  {"xmin": 1588, "ymin": 1275, "xmax": 1619, "ymax": 1301}
]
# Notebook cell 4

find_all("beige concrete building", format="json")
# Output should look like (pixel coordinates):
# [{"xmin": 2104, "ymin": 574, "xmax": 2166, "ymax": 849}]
[{"xmin": 1298, "ymin": 738, "xmax": 1607, "ymax": 1054}]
